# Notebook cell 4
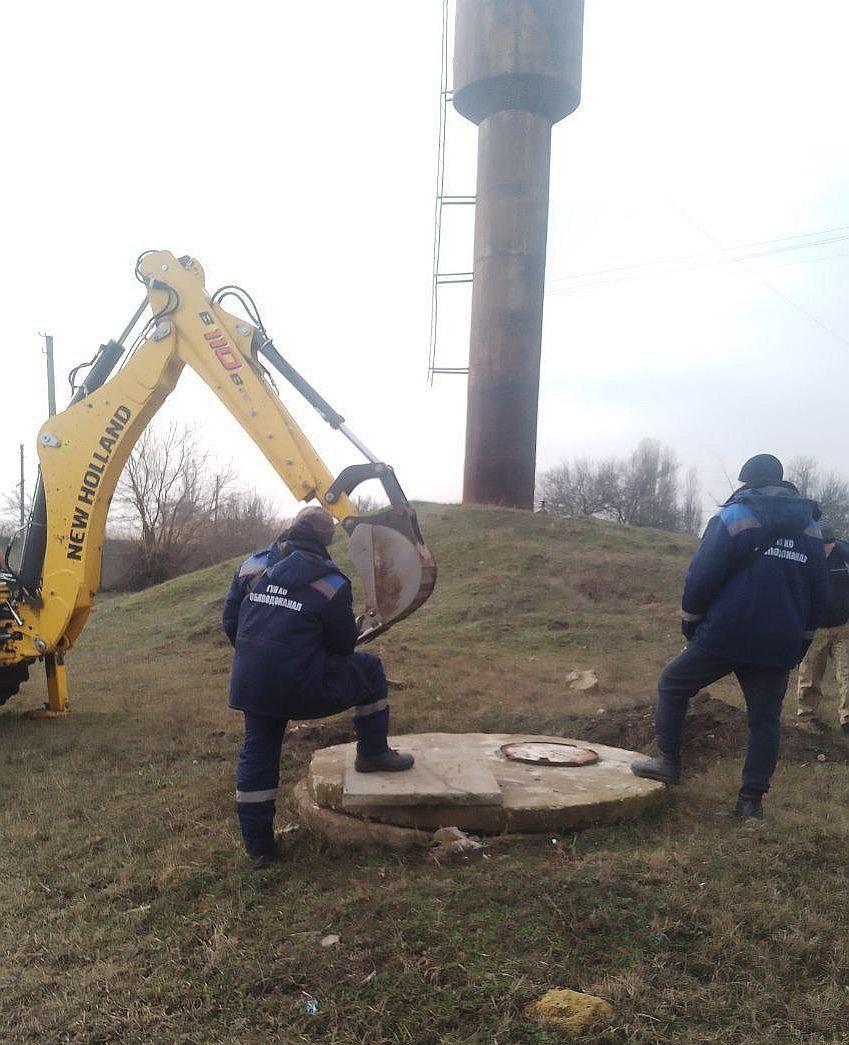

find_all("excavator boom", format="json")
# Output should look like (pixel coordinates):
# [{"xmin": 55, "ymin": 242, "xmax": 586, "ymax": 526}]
[{"xmin": 0, "ymin": 251, "xmax": 435, "ymax": 707}]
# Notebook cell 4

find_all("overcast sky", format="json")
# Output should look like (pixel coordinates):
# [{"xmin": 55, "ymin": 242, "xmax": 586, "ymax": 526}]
[{"xmin": 3, "ymin": 1, "xmax": 848, "ymax": 528}]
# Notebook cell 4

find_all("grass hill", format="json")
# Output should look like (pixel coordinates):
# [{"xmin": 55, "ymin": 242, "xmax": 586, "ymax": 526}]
[{"xmin": 2, "ymin": 504, "xmax": 848, "ymax": 1043}]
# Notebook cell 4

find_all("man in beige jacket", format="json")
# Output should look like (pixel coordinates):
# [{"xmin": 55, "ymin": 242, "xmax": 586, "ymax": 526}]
[{"xmin": 796, "ymin": 526, "xmax": 849, "ymax": 735}]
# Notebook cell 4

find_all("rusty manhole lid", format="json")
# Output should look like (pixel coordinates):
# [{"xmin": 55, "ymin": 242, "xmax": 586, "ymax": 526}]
[{"xmin": 500, "ymin": 742, "xmax": 599, "ymax": 767}]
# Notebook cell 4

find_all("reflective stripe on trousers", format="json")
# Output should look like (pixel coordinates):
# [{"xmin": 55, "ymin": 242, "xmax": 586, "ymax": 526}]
[
  {"xmin": 354, "ymin": 697, "xmax": 389, "ymax": 718},
  {"xmin": 235, "ymin": 788, "xmax": 279, "ymax": 803},
  {"xmin": 236, "ymin": 713, "xmax": 287, "ymax": 855}
]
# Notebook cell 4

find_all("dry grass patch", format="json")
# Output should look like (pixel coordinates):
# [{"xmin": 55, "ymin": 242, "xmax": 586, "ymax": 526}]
[{"xmin": 2, "ymin": 505, "xmax": 848, "ymax": 1043}]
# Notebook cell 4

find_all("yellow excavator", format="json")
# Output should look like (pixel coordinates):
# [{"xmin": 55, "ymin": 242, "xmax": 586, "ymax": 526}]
[{"xmin": 0, "ymin": 250, "xmax": 436, "ymax": 712}]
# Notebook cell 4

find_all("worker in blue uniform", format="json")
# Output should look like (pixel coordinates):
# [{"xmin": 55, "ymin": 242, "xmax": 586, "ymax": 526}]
[
  {"xmin": 223, "ymin": 506, "xmax": 413, "ymax": 867},
  {"xmin": 632, "ymin": 454, "xmax": 828, "ymax": 820}
]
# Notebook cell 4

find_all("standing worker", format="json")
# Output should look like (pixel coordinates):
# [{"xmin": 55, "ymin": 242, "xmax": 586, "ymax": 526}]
[
  {"xmin": 796, "ymin": 525, "xmax": 849, "ymax": 735},
  {"xmin": 223, "ymin": 506, "xmax": 414, "ymax": 868},
  {"xmin": 632, "ymin": 454, "xmax": 828, "ymax": 820}
]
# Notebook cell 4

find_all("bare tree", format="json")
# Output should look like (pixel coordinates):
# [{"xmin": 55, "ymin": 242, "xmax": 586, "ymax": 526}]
[
  {"xmin": 787, "ymin": 456, "xmax": 818, "ymax": 499},
  {"xmin": 201, "ymin": 490, "xmax": 280, "ymax": 561},
  {"xmin": 538, "ymin": 438, "xmax": 700, "ymax": 535},
  {"xmin": 614, "ymin": 440, "xmax": 680, "ymax": 530},
  {"xmin": 787, "ymin": 457, "xmax": 849, "ymax": 535},
  {"xmin": 116, "ymin": 422, "xmax": 234, "ymax": 587},
  {"xmin": 0, "ymin": 488, "xmax": 34, "ymax": 534},
  {"xmin": 816, "ymin": 475, "xmax": 849, "ymax": 536},
  {"xmin": 537, "ymin": 458, "xmax": 619, "ymax": 517},
  {"xmin": 353, "ymin": 492, "xmax": 388, "ymax": 515},
  {"xmin": 679, "ymin": 467, "xmax": 703, "ymax": 536}
]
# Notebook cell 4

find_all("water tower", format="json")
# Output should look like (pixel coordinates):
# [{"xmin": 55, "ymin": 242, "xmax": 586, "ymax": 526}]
[{"xmin": 453, "ymin": 0, "xmax": 584, "ymax": 507}]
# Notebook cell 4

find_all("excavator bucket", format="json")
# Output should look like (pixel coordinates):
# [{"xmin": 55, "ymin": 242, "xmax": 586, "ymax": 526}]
[
  {"xmin": 251, "ymin": 335, "xmax": 437, "ymax": 640},
  {"xmin": 345, "ymin": 505, "xmax": 437, "ymax": 642}
]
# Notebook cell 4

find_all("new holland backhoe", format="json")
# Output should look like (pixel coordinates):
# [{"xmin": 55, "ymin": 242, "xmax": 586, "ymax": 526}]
[{"xmin": 0, "ymin": 250, "xmax": 436, "ymax": 712}]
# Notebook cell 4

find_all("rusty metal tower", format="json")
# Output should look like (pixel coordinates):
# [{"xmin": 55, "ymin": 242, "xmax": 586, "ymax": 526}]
[{"xmin": 453, "ymin": 0, "xmax": 584, "ymax": 508}]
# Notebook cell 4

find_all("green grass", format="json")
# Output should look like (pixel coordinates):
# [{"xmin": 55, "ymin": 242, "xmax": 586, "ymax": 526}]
[{"xmin": 2, "ymin": 504, "xmax": 848, "ymax": 1043}]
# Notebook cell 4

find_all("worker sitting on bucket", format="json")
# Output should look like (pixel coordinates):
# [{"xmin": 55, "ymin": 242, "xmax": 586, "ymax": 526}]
[{"xmin": 223, "ymin": 505, "xmax": 413, "ymax": 868}]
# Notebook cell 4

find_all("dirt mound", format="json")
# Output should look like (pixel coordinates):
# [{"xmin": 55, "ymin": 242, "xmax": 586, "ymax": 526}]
[
  {"xmin": 281, "ymin": 696, "xmax": 848, "ymax": 773},
  {"xmin": 285, "ymin": 720, "xmax": 356, "ymax": 763},
  {"xmin": 571, "ymin": 692, "xmax": 849, "ymax": 768}
]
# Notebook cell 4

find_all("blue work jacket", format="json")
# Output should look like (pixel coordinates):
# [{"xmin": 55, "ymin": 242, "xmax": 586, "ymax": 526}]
[
  {"xmin": 681, "ymin": 484, "xmax": 828, "ymax": 669},
  {"xmin": 223, "ymin": 538, "xmax": 358, "ymax": 717}
]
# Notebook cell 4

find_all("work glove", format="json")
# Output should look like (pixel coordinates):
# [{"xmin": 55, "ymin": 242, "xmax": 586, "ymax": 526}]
[{"xmin": 681, "ymin": 617, "xmax": 697, "ymax": 641}]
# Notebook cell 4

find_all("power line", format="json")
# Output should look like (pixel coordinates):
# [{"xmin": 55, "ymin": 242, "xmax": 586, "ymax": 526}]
[
  {"xmin": 547, "ymin": 238, "xmax": 849, "ymax": 297},
  {"xmin": 766, "ymin": 251, "xmax": 849, "ymax": 271},
  {"xmin": 674, "ymin": 206, "xmax": 849, "ymax": 351},
  {"xmin": 546, "ymin": 224, "xmax": 849, "ymax": 293}
]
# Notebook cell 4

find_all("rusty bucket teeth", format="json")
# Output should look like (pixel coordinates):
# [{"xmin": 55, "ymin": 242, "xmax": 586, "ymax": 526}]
[{"xmin": 345, "ymin": 507, "xmax": 436, "ymax": 642}]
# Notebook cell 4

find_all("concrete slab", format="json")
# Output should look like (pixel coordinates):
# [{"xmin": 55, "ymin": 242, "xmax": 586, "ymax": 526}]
[
  {"xmin": 342, "ymin": 745, "xmax": 502, "ymax": 810},
  {"xmin": 294, "ymin": 781, "xmax": 432, "ymax": 850},
  {"xmin": 305, "ymin": 732, "xmax": 665, "ymax": 838}
]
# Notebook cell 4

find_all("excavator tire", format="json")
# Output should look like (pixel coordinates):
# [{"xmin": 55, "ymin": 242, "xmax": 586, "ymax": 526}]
[{"xmin": 0, "ymin": 662, "xmax": 29, "ymax": 707}]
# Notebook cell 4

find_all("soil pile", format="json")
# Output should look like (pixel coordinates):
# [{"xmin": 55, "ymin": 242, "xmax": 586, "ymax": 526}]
[{"xmin": 571, "ymin": 692, "xmax": 849, "ymax": 768}]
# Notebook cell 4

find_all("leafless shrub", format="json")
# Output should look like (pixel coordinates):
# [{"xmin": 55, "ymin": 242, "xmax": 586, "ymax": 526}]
[
  {"xmin": 537, "ymin": 438, "xmax": 703, "ymax": 535},
  {"xmin": 114, "ymin": 422, "xmax": 277, "ymax": 588},
  {"xmin": 353, "ymin": 492, "xmax": 388, "ymax": 515},
  {"xmin": 788, "ymin": 456, "xmax": 849, "ymax": 535}
]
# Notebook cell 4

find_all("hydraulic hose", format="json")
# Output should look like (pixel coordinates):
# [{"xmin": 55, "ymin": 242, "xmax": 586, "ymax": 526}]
[{"xmin": 17, "ymin": 340, "xmax": 126, "ymax": 595}]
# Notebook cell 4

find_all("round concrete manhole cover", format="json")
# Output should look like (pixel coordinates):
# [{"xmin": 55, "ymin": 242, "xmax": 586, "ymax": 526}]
[{"xmin": 500, "ymin": 742, "xmax": 599, "ymax": 766}]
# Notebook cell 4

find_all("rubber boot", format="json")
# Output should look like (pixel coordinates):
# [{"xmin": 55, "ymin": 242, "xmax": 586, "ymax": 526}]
[
  {"xmin": 247, "ymin": 839, "xmax": 284, "ymax": 871},
  {"xmin": 354, "ymin": 748, "xmax": 415, "ymax": 773},
  {"xmin": 733, "ymin": 795, "xmax": 764, "ymax": 821},
  {"xmin": 630, "ymin": 753, "xmax": 681, "ymax": 785}
]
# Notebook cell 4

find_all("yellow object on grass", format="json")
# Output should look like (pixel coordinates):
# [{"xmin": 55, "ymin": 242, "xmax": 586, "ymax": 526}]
[{"xmin": 524, "ymin": 987, "xmax": 614, "ymax": 1035}]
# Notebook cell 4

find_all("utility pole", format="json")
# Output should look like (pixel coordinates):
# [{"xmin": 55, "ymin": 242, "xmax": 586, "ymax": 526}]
[
  {"xmin": 40, "ymin": 333, "xmax": 57, "ymax": 416},
  {"xmin": 19, "ymin": 443, "xmax": 25, "ymax": 528}
]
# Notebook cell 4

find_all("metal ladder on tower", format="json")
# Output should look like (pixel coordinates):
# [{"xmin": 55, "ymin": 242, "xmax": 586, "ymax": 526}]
[{"xmin": 428, "ymin": 0, "xmax": 475, "ymax": 383}]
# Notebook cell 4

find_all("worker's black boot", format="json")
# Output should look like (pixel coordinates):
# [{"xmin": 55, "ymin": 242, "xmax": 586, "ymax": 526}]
[
  {"xmin": 354, "ymin": 748, "xmax": 415, "ymax": 773},
  {"xmin": 630, "ymin": 752, "xmax": 681, "ymax": 785},
  {"xmin": 733, "ymin": 794, "xmax": 764, "ymax": 821},
  {"xmin": 248, "ymin": 850, "xmax": 279, "ymax": 871},
  {"xmin": 246, "ymin": 840, "xmax": 283, "ymax": 871}
]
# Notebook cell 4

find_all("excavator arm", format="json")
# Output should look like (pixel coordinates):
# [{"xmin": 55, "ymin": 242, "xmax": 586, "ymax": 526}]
[{"xmin": 0, "ymin": 251, "xmax": 435, "ymax": 710}]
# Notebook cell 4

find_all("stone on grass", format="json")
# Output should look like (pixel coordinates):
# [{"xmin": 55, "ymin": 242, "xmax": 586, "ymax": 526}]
[
  {"xmin": 524, "ymin": 988, "xmax": 614, "ymax": 1035},
  {"xmin": 429, "ymin": 826, "xmax": 485, "ymax": 860},
  {"xmin": 320, "ymin": 934, "xmax": 340, "ymax": 948},
  {"xmin": 565, "ymin": 669, "xmax": 599, "ymax": 692}
]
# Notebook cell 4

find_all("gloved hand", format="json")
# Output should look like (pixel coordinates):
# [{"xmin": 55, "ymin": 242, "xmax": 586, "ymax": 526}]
[{"xmin": 681, "ymin": 618, "xmax": 697, "ymax": 641}]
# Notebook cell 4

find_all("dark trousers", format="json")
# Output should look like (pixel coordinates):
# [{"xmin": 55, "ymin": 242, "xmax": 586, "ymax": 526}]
[
  {"xmin": 655, "ymin": 642, "xmax": 790, "ymax": 798},
  {"xmin": 235, "ymin": 651, "xmax": 390, "ymax": 854}
]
